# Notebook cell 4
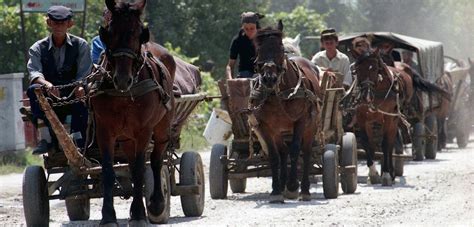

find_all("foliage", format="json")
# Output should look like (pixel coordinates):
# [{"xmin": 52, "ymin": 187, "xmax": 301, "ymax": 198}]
[
  {"xmin": 0, "ymin": 148, "xmax": 42, "ymax": 175},
  {"xmin": 265, "ymin": 5, "xmax": 327, "ymax": 58},
  {"xmin": 145, "ymin": 0, "xmax": 269, "ymax": 80},
  {"xmin": 164, "ymin": 42, "xmax": 220, "ymax": 151}
]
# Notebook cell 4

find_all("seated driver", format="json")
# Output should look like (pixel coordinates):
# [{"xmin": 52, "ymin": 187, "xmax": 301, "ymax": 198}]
[{"xmin": 26, "ymin": 6, "xmax": 91, "ymax": 154}]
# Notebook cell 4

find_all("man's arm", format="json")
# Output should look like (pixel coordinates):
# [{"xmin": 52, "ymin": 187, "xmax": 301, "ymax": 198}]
[
  {"xmin": 91, "ymin": 36, "xmax": 105, "ymax": 64},
  {"xmin": 341, "ymin": 57, "xmax": 353, "ymax": 86},
  {"xmin": 226, "ymin": 59, "xmax": 236, "ymax": 80},
  {"xmin": 27, "ymin": 43, "xmax": 59, "ymax": 96},
  {"xmin": 76, "ymin": 40, "xmax": 92, "ymax": 80}
]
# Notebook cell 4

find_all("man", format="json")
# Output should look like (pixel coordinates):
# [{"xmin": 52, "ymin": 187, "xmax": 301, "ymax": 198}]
[
  {"xmin": 225, "ymin": 12, "xmax": 264, "ymax": 79},
  {"xmin": 91, "ymin": 8, "xmax": 112, "ymax": 64},
  {"xmin": 27, "ymin": 5, "xmax": 92, "ymax": 154},
  {"xmin": 311, "ymin": 28, "xmax": 352, "ymax": 87},
  {"xmin": 376, "ymin": 40, "xmax": 401, "ymax": 67},
  {"xmin": 402, "ymin": 50, "xmax": 420, "ymax": 74}
]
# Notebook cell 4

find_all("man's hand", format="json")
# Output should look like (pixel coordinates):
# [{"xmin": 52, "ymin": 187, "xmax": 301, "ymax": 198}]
[
  {"xmin": 44, "ymin": 81, "xmax": 60, "ymax": 97},
  {"xmin": 75, "ymin": 86, "xmax": 85, "ymax": 98}
]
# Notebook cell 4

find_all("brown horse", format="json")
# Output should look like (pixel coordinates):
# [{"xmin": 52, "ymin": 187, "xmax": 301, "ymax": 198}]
[
  {"xmin": 353, "ymin": 51, "xmax": 414, "ymax": 186},
  {"xmin": 434, "ymin": 73, "xmax": 453, "ymax": 150},
  {"xmin": 249, "ymin": 21, "xmax": 321, "ymax": 202},
  {"xmin": 91, "ymin": 0, "xmax": 177, "ymax": 225}
]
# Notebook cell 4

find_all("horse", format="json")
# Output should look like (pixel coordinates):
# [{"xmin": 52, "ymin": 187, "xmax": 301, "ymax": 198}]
[
  {"xmin": 249, "ymin": 21, "xmax": 321, "ymax": 202},
  {"xmin": 353, "ymin": 51, "xmax": 415, "ymax": 186},
  {"xmin": 90, "ymin": 0, "xmax": 189, "ymax": 225},
  {"xmin": 434, "ymin": 73, "xmax": 453, "ymax": 150},
  {"xmin": 282, "ymin": 34, "xmax": 302, "ymax": 58}
]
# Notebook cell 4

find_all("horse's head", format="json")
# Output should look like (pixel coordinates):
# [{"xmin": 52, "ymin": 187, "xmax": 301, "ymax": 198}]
[
  {"xmin": 354, "ymin": 50, "xmax": 386, "ymax": 102},
  {"xmin": 254, "ymin": 20, "xmax": 286, "ymax": 90},
  {"xmin": 99, "ymin": 0, "xmax": 150, "ymax": 92},
  {"xmin": 282, "ymin": 34, "xmax": 302, "ymax": 57}
]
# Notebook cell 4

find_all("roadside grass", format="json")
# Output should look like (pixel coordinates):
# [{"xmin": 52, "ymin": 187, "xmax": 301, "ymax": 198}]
[{"xmin": 0, "ymin": 147, "xmax": 42, "ymax": 175}]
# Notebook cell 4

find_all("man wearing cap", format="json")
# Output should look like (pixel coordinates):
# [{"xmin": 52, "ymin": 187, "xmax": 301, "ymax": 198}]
[
  {"xmin": 26, "ymin": 5, "xmax": 92, "ymax": 154},
  {"xmin": 311, "ymin": 28, "xmax": 352, "ymax": 87},
  {"xmin": 225, "ymin": 12, "xmax": 264, "ymax": 79}
]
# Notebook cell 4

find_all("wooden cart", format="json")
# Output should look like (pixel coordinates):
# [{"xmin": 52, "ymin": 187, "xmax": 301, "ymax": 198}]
[
  {"xmin": 209, "ymin": 72, "xmax": 358, "ymax": 200},
  {"xmin": 22, "ymin": 88, "xmax": 207, "ymax": 225}
]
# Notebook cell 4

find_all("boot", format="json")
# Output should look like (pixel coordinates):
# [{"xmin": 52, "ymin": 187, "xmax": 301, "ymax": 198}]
[{"xmin": 32, "ymin": 139, "xmax": 48, "ymax": 155}]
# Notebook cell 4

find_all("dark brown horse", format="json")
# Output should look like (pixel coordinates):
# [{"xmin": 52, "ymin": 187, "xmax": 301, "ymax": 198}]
[
  {"xmin": 353, "ymin": 51, "xmax": 414, "ymax": 186},
  {"xmin": 91, "ymin": 0, "xmax": 178, "ymax": 225},
  {"xmin": 434, "ymin": 73, "xmax": 453, "ymax": 150},
  {"xmin": 249, "ymin": 21, "xmax": 321, "ymax": 202}
]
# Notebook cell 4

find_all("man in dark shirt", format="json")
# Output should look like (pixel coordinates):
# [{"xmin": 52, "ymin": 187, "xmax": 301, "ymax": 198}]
[
  {"xmin": 225, "ymin": 12, "xmax": 264, "ymax": 79},
  {"xmin": 26, "ymin": 5, "xmax": 91, "ymax": 154}
]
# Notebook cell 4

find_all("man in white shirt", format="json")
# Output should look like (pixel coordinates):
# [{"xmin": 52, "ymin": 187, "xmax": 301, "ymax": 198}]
[{"xmin": 311, "ymin": 28, "xmax": 352, "ymax": 87}]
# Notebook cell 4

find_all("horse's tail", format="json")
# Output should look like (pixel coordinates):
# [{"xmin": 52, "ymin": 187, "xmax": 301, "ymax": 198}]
[{"xmin": 412, "ymin": 72, "xmax": 452, "ymax": 101}]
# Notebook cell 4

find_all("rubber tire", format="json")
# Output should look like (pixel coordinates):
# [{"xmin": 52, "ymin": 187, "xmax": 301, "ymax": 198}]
[
  {"xmin": 412, "ymin": 122, "xmax": 425, "ymax": 161},
  {"xmin": 145, "ymin": 165, "xmax": 170, "ymax": 224},
  {"xmin": 425, "ymin": 115, "xmax": 438, "ymax": 159},
  {"xmin": 209, "ymin": 144, "xmax": 228, "ymax": 199},
  {"xmin": 340, "ymin": 133, "xmax": 357, "ymax": 194},
  {"xmin": 323, "ymin": 145, "xmax": 339, "ymax": 199},
  {"xmin": 180, "ymin": 151, "xmax": 205, "ymax": 217},
  {"xmin": 65, "ymin": 174, "xmax": 90, "ymax": 221},
  {"xmin": 394, "ymin": 130, "xmax": 404, "ymax": 177},
  {"xmin": 23, "ymin": 166, "xmax": 49, "ymax": 226},
  {"xmin": 229, "ymin": 151, "xmax": 247, "ymax": 193}
]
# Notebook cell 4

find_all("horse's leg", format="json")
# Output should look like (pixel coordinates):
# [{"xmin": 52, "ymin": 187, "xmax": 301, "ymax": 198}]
[
  {"xmin": 286, "ymin": 120, "xmax": 304, "ymax": 198},
  {"xmin": 381, "ymin": 117, "xmax": 398, "ymax": 186},
  {"xmin": 300, "ymin": 129, "xmax": 314, "ymax": 201},
  {"xmin": 362, "ymin": 123, "xmax": 381, "ymax": 184},
  {"xmin": 276, "ymin": 140, "xmax": 288, "ymax": 195},
  {"xmin": 437, "ymin": 117, "xmax": 446, "ymax": 150},
  {"xmin": 123, "ymin": 136, "xmax": 149, "ymax": 224},
  {"xmin": 259, "ymin": 123, "xmax": 283, "ymax": 203},
  {"xmin": 97, "ymin": 131, "xmax": 118, "ymax": 225},
  {"xmin": 147, "ymin": 120, "xmax": 171, "ymax": 218}
]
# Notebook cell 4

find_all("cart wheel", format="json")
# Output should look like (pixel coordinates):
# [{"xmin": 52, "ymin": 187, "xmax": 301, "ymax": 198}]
[
  {"xmin": 180, "ymin": 151, "xmax": 205, "ymax": 217},
  {"xmin": 229, "ymin": 150, "xmax": 247, "ymax": 193},
  {"xmin": 425, "ymin": 115, "xmax": 438, "ymax": 159},
  {"xmin": 209, "ymin": 144, "xmax": 228, "ymax": 199},
  {"xmin": 393, "ymin": 130, "xmax": 404, "ymax": 177},
  {"xmin": 145, "ymin": 165, "xmax": 170, "ymax": 224},
  {"xmin": 456, "ymin": 130, "xmax": 469, "ymax": 148},
  {"xmin": 65, "ymin": 175, "xmax": 90, "ymax": 221},
  {"xmin": 340, "ymin": 133, "xmax": 357, "ymax": 194},
  {"xmin": 323, "ymin": 144, "xmax": 339, "ymax": 199},
  {"xmin": 456, "ymin": 107, "xmax": 469, "ymax": 148},
  {"xmin": 23, "ymin": 165, "xmax": 49, "ymax": 226},
  {"xmin": 412, "ymin": 122, "xmax": 425, "ymax": 161}
]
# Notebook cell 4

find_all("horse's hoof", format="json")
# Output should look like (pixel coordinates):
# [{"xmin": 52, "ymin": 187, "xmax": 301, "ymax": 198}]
[
  {"xmin": 368, "ymin": 173, "xmax": 381, "ymax": 185},
  {"xmin": 382, "ymin": 172, "xmax": 393, "ymax": 186},
  {"xmin": 129, "ymin": 219, "xmax": 147, "ymax": 227},
  {"xmin": 269, "ymin": 194, "xmax": 284, "ymax": 203},
  {"xmin": 300, "ymin": 192, "xmax": 311, "ymax": 201},
  {"xmin": 100, "ymin": 222, "xmax": 119, "ymax": 227},
  {"xmin": 147, "ymin": 201, "xmax": 169, "ymax": 224},
  {"xmin": 283, "ymin": 188, "xmax": 299, "ymax": 200}
]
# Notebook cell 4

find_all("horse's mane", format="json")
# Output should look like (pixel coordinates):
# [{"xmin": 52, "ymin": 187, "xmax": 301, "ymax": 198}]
[
  {"xmin": 111, "ymin": 1, "xmax": 143, "ymax": 19},
  {"xmin": 254, "ymin": 27, "xmax": 283, "ymax": 46}
]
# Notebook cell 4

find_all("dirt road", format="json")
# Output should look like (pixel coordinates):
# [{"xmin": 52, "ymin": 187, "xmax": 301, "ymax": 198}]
[{"xmin": 1, "ymin": 141, "xmax": 473, "ymax": 226}]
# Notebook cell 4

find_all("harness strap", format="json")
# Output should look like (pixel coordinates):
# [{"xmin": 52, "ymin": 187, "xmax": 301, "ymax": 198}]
[{"xmin": 101, "ymin": 79, "xmax": 160, "ymax": 97}]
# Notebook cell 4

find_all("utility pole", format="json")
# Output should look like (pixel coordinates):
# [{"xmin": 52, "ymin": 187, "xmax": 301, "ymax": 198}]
[
  {"xmin": 19, "ymin": 0, "xmax": 29, "ymax": 80},
  {"xmin": 81, "ymin": 0, "xmax": 87, "ymax": 37}
]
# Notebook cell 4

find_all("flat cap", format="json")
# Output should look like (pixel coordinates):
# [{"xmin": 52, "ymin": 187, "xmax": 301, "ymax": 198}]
[
  {"xmin": 47, "ymin": 5, "xmax": 73, "ymax": 21},
  {"xmin": 241, "ymin": 12, "xmax": 264, "ymax": 24},
  {"xmin": 321, "ymin": 28, "xmax": 337, "ymax": 38}
]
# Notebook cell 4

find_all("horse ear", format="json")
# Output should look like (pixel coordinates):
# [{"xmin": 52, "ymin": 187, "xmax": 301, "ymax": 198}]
[
  {"xmin": 99, "ymin": 26, "xmax": 108, "ymax": 45},
  {"xmin": 294, "ymin": 34, "xmax": 301, "ymax": 46},
  {"xmin": 134, "ymin": 0, "xmax": 147, "ymax": 12},
  {"xmin": 277, "ymin": 20, "xmax": 283, "ymax": 31},
  {"xmin": 105, "ymin": 0, "xmax": 116, "ymax": 12},
  {"xmin": 140, "ymin": 26, "xmax": 150, "ymax": 44}
]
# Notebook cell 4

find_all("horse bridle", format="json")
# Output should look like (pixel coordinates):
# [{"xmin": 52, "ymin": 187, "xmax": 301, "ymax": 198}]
[{"xmin": 106, "ymin": 47, "xmax": 146, "ymax": 85}]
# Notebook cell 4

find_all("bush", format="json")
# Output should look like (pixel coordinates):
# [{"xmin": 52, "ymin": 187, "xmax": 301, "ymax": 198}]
[{"xmin": 0, "ymin": 148, "xmax": 42, "ymax": 175}]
